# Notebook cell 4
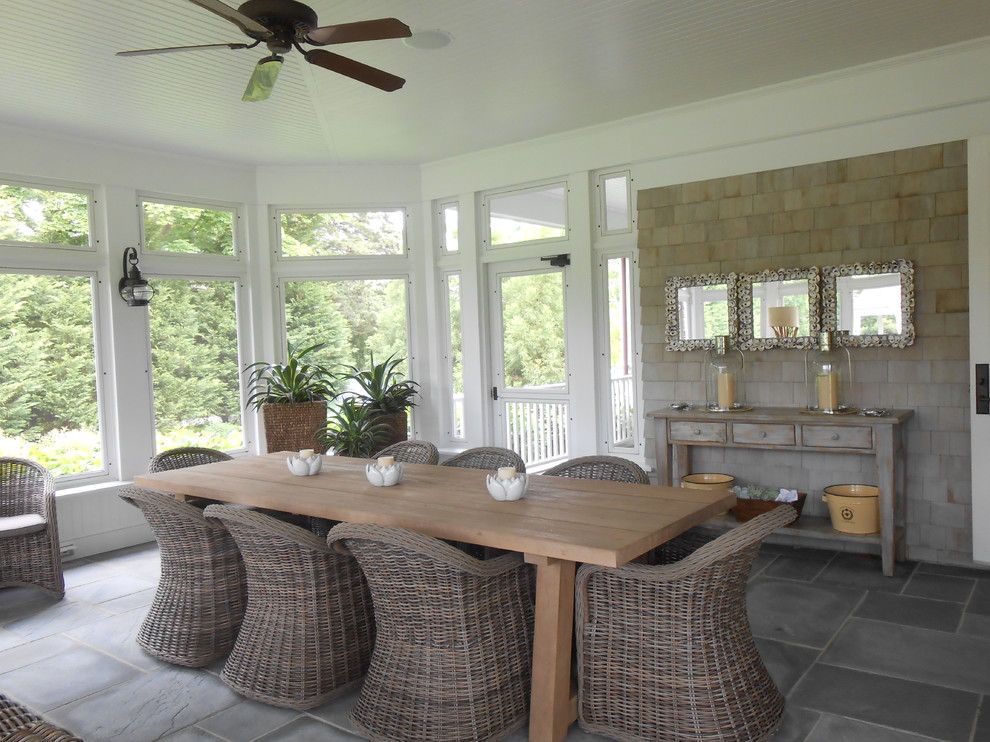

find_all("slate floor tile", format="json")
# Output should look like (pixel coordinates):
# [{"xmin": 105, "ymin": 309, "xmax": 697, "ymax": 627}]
[
  {"xmin": 769, "ymin": 706, "xmax": 821, "ymax": 742},
  {"xmin": 67, "ymin": 607, "xmax": 162, "ymax": 671},
  {"xmin": 959, "ymin": 613, "xmax": 990, "ymax": 639},
  {"xmin": 47, "ymin": 664, "xmax": 240, "ymax": 741},
  {"xmin": 755, "ymin": 638, "xmax": 819, "ymax": 694},
  {"xmin": 254, "ymin": 716, "xmax": 361, "ymax": 740},
  {"xmin": 69, "ymin": 574, "xmax": 155, "ymax": 605},
  {"xmin": 762, "ymin": 551, "xmax": 833, "ymax": 582},
  {"xmin": 790, "ymin": 664, "xmax": 979, "ymax": 741},
  {"xmin": 2, "ymin": 598, "xmax": 111, "ymax": 641},
  {"xmin": 820, "ymin": 618, "xmax": 990, "ymax": 694},
  {"xmin": 0, "ymin": 644, "xmax": 139, "ymax": 711},
  {"xmin": 307, "ymin": 686, "xmax": 361, "ymax": 732},
  {"xmin": 806, "ymin": 713, "xmax": 944, "ymax": 741},
  {"xmin": 0, "ymin": 628, "xmax": 27, "ymax": 652},
  {"xmin": 198, "ymin": 700, "xmax": 301, "ymax": 741},
  {"xmin": 0, "ymin": 634, "xmax": 78, "ymax": 674},
  {"xmin": 815, "ymin": 553, "xmax": 915, "ymax": 593},
  {"xmin": 747, "ymin": 578, "xmax": 864, "ymax": 647},
  {"xmin": 968, "ymin": 581, "xmax": 990, "ymax": 616},
  {"xmin": 974, "ymin": 700, "xmax": 990, "ymax": 742},
  {"xmin": 854, "ymin": 591, "xmax": 964, "ymax": 632},
  {"xmin": 902, "ymin": 573, "xmax": 975, "ymax": 603},
  {"xmin": 916, "ymin": 562, "xmax": 990, "ymax": 580},
  {"xmin": 99, "ymin": 587, "xmax": 156, "ymax": 615},
  {"xmin": 63, "ymin": 558, "xmax": 119, "ymax": 588},
  {"xmin": 0, "ymin": 586, "xmax": 61, "ymax": 623},
  {"xmin": 748, "ymin": 552, "xmax": 777, "ymax": 580},
  {"xmin": 161, "ymin": 728, "xmax": 226, "ymax": 741}
]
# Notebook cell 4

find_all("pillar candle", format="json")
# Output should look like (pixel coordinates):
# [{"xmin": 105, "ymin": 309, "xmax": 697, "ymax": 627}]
[
  {"xmin": 377, "ymin": 456, "xmax": 395, "ymax": 468},
  {"xmin": 717, "ymin": 371, "xmax": 736, "ymax": 409},
  {"xmin": 497, "ymin": 466, "xmax": 517, "ymax": 481},
  {"xmin": 816, "ymin": 371, "xmax": 840, "ymax": 411}
]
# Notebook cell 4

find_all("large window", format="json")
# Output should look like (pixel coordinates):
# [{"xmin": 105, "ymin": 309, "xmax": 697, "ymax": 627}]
[
  {"xmin": 0, "ymin": 182, "xmax": 91, "ymax": 248},
  {"xmin": 486, "ymin": 183, "xmax": 567, "ymax": 247},
  {"xmin": 141, "ymin": 198, "xmax": 236, "ymax": 256},
  {"xmin": 278, "ymin": 209, "xmax": 405, "ymax": 257},
  {"xmin": 149, "ymin": 279, "xmax": 243, "ymax": 452},
  {"xmin": 0, "ymin": 272, "xmax": 104, "ymax": 476},
  {"xmin": 442, "ymin": 273, "xmax": 464, "ymax": 439},
  {"xmin": 283, "ymin": 278, "xmax": 409, "ymax": 371},
  {"xmin": 605, "ymin": 256, "xmax": 637, "ymax": 450}
]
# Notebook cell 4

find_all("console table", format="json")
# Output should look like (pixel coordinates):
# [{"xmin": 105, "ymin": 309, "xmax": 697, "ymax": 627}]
[{"xmin": 648, "ymin": 406, "xmax": 913, "ymax": 576}]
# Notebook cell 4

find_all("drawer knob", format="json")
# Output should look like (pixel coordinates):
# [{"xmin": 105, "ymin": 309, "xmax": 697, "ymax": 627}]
[
  {"xmin": 760, "ymin": 431, "xmax": 768, "ymax": 438},
  {"xmin": 693, "ymin": 428, "xmax": 702, "ymax": 435},
  {"xmin": 831, "ymin": 433, "xmax": 840, "ymax": 441}
]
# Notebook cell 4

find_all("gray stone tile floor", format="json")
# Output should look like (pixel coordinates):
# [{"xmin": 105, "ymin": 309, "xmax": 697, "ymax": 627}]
[{"xmin": 2, "ymin": 542, "xmax": 990, "ymax": 741}]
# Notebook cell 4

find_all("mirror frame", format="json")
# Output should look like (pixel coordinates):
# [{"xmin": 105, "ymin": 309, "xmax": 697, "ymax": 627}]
[
  {"xmin": 822, "ymin": 259, "xmax": 915, "ymax": 348},
  {"xmin": 665, "ymin": 272, "xmax": 738, "ymax": 351},
  {"xmin": 737, "ymin": 267, "xmax": 820, "ymax": 350}
]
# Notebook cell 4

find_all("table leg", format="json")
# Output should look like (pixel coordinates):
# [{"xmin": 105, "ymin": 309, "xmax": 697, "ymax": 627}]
[
  {"xmin": 655, "ymin": 419, "xmax": 671, "ymax": 486},
  {"xmin": 672, "ymin": 443, "xmax": 689, "ymax": 485},
  {"xmin": 525, "ymin": 555, "xmax": 577, "ymax": 742},
  {"xmin": 876, "ymin": 425, "xmax": 896, "ymax": 577}
]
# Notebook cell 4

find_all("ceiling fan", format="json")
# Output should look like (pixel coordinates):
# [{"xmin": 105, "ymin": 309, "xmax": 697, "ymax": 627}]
[{"xmin": 117, "ymin": 0, "xmax": 412, "ymax": 101}]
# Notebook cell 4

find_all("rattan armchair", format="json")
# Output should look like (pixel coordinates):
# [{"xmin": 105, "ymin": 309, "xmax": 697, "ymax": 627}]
[
  {"xmin": 0, "ymin": 693, "xmax": 81, "ymax": 741},
  {"xmin": 576, "ymin": 506, "xmax": 796, "ymax": 742},
  {"xmin": 441, "ymin": 446, "xmax": 526, "ymax": 472},
  {"xmin": 118, "ymin": 487, "xmax": 246, "ymax": 667},
  {"xmin": 372, "ymin": 440, "xmax": 440, "ymax": 465},
  {"xmin": 327, "ymin": 523, "xmax": 534, "ymax": 742},
  {"xmin": 0, "ymin": 458, "xmax": 64, "ymax": 598},
  {"xmin": 205, "ymin": 506, "xmax": 375, "ymax": 710},
  {"xmin": 544, "ymin": 455, "xmax": 649, "ymax": 484},
  {"xmin": 149, "ymin": 446, "xmax": 232, "ymax": 473}
]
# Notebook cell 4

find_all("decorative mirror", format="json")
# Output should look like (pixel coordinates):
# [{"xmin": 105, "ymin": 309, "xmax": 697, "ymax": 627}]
[
  {"xmin": 738, "ymin": 267, "xmax": 820, "ymax": 350},
  {"xmin": 822, "ymin": 259, "xmax": 915, "ymax": 348},
  {"xmin": 665, "ymin": 273, "xmax": 737, "ymax": 351}
]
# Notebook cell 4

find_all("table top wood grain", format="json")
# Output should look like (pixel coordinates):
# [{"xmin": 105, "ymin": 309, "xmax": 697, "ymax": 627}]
[{"xmin": 134, "ymin": 452, "xmax": 734, "ymax": 567}]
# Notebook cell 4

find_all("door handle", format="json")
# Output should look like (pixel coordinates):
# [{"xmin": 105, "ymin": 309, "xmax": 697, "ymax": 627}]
[{"xmin": 491, "ymin": 386, "xmax": 499, "ymax": 401}]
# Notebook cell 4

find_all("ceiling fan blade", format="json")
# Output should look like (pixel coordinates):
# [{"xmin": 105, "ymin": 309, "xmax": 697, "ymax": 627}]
[
  {"xmin": 242, "ymin": 55, "xmax": 283, "ymax": 102},
  {"xmin": 304, "ymin": 49, "xmax": 405, "ymax": 92},
  {"xmin": 187, "ymin": 0, "xmax": 272, "ymax": 38},
  {"xmin": 306, "ymin": 17, "xmax": 411, "ymax": 46},
  {"xmin": 117, "ymin": 42, "xmax": 249, "ymax": 57}
]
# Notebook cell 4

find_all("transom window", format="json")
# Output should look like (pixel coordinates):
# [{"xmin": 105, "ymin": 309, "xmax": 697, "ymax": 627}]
[
  {"xmin": 0, "ymin": 181, "xmax": 92, "ymax": 248},
  {"xmin": 440, "ymin": 202, "xmax": 459, "ymax": 253},
  {"xmin": 485, "ymin": 183, "xmax": 567, "ymax": 247},
  {"xmin": 277, "ymin": 208, "xmax": 406, "ymax": 257},
  {"xmin": 141, "ymin": 198, "xmax": 236, "ymax": 256},
  {"xmin": 598, "ymin": 171, "xmax": 632, "ymax": 235}
]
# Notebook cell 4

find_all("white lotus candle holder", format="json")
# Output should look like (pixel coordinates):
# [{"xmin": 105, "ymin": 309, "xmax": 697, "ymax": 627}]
[
  {"xmin": 486, "ymin": 472, "xmax": 528, "ymax": 501},
  {"xmin": 286, "ymin": 453, "xmax": 322, "ymax": 476},
  {"xmin": 366, "ymin": 462, "xmax": 404, "ymax": 487}
]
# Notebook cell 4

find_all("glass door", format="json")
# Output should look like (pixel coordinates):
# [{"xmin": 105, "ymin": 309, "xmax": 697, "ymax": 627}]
[{"xmin": 488, "ymin": 261, "xmax": 569, "ymax": 467}]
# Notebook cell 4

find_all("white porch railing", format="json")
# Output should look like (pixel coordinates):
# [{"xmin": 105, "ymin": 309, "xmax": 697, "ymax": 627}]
[
  {"xmin": 505, "ymin": 400, "xmax": 568, "ymax": 466},
  {"xmin": 610, "ymin": 374, "xmax": 635, "ymax": 446}
]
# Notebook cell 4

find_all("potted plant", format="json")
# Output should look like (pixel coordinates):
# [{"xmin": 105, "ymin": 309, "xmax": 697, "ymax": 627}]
[
  {"xmin": 245, "ymin": 343, "xmax": 336, "ymax": 454},
  {"xmin": 343, "ymin": 353, "xmax": 419, "ymax": 447},
  {"xmin": 320, "ymin": 398, "xmax": 392, "ymax": 457}
]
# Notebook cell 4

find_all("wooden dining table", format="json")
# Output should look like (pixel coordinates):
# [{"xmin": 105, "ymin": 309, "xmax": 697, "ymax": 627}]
[{"xmin": 135, "ymin": 452, "xmax": 734, "ymax": 742}]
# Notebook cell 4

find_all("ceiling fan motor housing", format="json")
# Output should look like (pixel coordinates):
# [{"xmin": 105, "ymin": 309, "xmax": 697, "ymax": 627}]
[{"xmin": 238, "ymin": 0, "xmax": 318, "ymax": 50}]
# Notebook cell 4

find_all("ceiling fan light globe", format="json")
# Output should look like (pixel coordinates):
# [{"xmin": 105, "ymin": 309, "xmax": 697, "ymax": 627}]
[{"xmin": 242, "ymin": 55, "xmax": 282, "ymax": 102}]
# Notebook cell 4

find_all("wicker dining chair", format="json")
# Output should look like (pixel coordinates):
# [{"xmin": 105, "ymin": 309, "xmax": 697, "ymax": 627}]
[
  {"xmin": 204, "ymin": 506, "xmax": 376, "ymax": 710},
  {"xmin": 149, "ymin": 446, "xmax": 233, "ymax": 473},
  {"xmin": 441, "ymin": 446, "xmax": 526, "ymax": 472},
  {"xmin": 0, "ymin": 693, "xmax": 81, "ymax": 742},
  {"xmin": 544, "ymin": 455, "xmax": 650, "ymax": 484},
  {"xmin": 118, "ymin": 487, "xmax": 246, "ymax": 667},
  {"xmin": 576, "ymin": 506, "xmax": 796, "ymax": 742},
  {"xmin": 327, "ymin": 523, "xmax": 534, "ymax": 742},
  {"xmin": 0, "ymin": 458, "xmax": 64, "ymax": 598},
  {"xmin": 372, "ymin": 440, "xmax": 440, "ymax": 465}
]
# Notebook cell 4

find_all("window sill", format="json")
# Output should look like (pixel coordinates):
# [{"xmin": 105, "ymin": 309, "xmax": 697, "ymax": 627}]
[{"xmin": 56, "ymin": 480, "xmax": 132, "ymax": 498}]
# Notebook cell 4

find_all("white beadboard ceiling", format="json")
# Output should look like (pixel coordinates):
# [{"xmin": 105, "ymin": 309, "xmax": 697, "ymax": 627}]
[{"xmin": 1, "ymin": 0, "xmax": 989, "ymax": 165}]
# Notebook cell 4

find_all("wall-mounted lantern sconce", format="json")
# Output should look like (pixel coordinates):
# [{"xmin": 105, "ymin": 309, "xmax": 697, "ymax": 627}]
[{"xmin": 118, "ymin": 247, "xmax": 154, "ymax": 306}]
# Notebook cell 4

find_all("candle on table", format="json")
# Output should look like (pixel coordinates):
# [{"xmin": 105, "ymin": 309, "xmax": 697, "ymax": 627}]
[
  {"xmin": 497, "ymin": 466, "xmax": 517, "ymax": 481},
  {"xmin": 716, "ymin": 371, "xmax": 736, "ymax": 409},
  {"xmin": 377, "ymin": 456, "xmax": 395, "ymax": 468},
  {"xmin": 816, "ymin": 371, "xmax": 840, "ymax": 411},
  {"xmin": 299, "ymin": 449, "xmax": 315, "ymax": 459}
]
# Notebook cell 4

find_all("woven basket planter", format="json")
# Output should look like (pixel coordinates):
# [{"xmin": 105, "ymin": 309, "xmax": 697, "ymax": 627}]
[
  {"xmin": 262, "ymin": 401, "xmax": 327, "ymax": 454},
  {"xmin": 375, "ymin": 411, "xmax": 408, "ymax": 447}
]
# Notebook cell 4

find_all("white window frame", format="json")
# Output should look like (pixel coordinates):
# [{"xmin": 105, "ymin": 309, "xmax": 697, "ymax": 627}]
[
  {"xmin": 481, "ymin": 179, "xmax": 570, "ymax": 251},
  {"xmin": 437, "ymin": 200, "xmax": 460, "ymax": 256},
  {"xmin": 272, "ymin": 206, "xmax": 410, "ymax": 262},
  {"xmin": 145, "ymin": 272, "xmax": 252, "ymax": 456},
  {"xmin": 0, "ymin": 175, "xmax": 98, "ymax": 253},
  {"xmin": 0, "ymin": 266, "xmax": 114, "ymax": 484},
  {"xmin": 439, "ymin": 269, "xmax": 465, "ymax": 443},
  {"xmin": 137, "ymin": 193, "xmax": 241, "ymax": 261},
  {"xmin": 595, "ymin": 169, "xmax": 635, "ymax": 238}
]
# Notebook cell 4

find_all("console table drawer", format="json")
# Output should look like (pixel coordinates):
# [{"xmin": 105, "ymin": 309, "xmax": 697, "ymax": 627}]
[
  {"xmin": 733, "ymin": 423, "xmax": 796, "ymax": 446},
  {"xmin": 670, "ymin": 421, "xmax": 726, "ymax": 443},
  {"xmin": 802, "ymin": 425, "xmax": 873, "ymax": 449}
]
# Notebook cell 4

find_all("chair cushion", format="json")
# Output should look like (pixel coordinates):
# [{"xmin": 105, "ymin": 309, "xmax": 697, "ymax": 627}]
[{"xmin": 0, "ymin": 514, "xmax": 46, "ymax": 538}]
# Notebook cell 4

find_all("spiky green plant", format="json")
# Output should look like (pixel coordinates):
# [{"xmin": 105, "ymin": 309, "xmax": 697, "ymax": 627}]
[
  {"xmin": 320, "ymin": 398, "xmax": 392, "ymax": 457},
  {"xmin": 343, "ymin": 353, "xmax": 419, "ymax": 414},
  {"xmin": 244, "ymin": 343, "xmax": 336, "ymax": 410}
]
